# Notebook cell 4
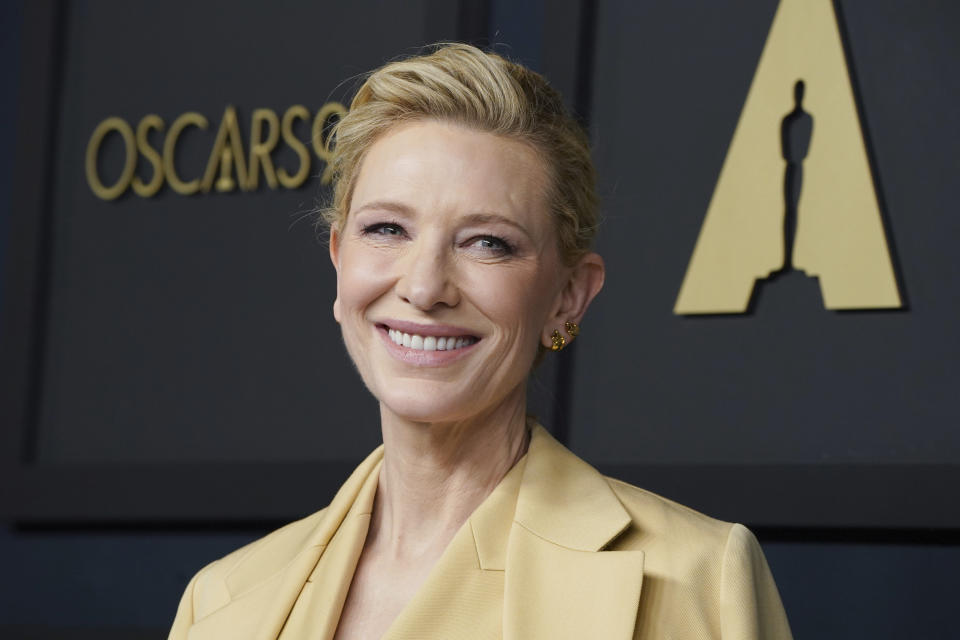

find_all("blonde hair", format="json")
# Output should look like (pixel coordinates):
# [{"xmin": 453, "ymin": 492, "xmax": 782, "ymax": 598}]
[{"xmin": 322, "ymin": 43, "xmax": 597, "ymax": 265}]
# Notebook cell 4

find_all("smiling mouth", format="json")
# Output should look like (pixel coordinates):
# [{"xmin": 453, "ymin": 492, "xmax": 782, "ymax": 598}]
[{"xmin": 378, "ymin": 324, "xmax": 480, "ymax": 352}]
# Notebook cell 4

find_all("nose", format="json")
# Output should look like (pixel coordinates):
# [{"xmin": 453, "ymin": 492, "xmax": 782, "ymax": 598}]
[{"xmin": 394, "ymin": 235, "xmax": 461, "ymax": 311}]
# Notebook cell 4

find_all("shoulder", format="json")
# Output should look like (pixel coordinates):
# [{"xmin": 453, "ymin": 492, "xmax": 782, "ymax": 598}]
[
  {"xmin": 603, "ymin": 474, "xmax": 763, "ymax": 569},
  {"xmin": 604, "ymin": 476, "xmax": 735, "ymax": 550},
  {"xmin": 602, "ymin": 476, "xmax": 792, "ymax": 638},
  {"xmin": 205, "ymin": 506, "xmax": 328, "ymax": 578},
  {"xmin": 184, "ymin": 507, "xmax": 330, "ymax": 619},
  {"xmin": 172, "ymin": 444, "xmax": 385, "ymax": 629}
]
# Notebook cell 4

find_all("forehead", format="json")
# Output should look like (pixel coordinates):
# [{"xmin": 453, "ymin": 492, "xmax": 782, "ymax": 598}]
[{"xmin": 349, "ymin": 120, "xmax": 552, "ymax": 231}]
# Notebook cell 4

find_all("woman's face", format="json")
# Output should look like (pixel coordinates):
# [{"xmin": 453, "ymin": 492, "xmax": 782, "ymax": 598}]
[{"xmin": 330, "ymin": 120, "xmax": 565, "ymax": 423}]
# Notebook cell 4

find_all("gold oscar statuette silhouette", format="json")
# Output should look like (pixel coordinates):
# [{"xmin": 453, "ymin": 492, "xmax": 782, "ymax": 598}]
[{"xmin": 674, "ymin": 0, "xmax": 901, "ymax": 314}]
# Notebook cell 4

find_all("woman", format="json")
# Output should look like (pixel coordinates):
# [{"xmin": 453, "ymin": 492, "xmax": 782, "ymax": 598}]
[{"xmin": 169, "ymin": 44, "xmax": 792, "ymax": 639}]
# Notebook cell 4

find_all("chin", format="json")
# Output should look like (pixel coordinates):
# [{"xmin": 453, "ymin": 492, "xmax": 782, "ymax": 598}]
[{"xmin": 376, "ymin": 386, "xmax": 480, "ymax": 424}]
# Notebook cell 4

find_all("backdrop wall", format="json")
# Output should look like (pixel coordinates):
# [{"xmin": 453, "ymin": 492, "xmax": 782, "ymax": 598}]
[{"xmin": 2, "ymin": 1, "xmax": 958, "ymax": 638}]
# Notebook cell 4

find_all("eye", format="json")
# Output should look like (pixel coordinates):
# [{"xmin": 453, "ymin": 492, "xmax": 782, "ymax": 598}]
[
  {"xmin": 469, "ymin": 235, "xmax": 514, "ymax": 255},
  {"xmin": 362, "ymin": 222, "xmax": 406, "ymax": 237}
]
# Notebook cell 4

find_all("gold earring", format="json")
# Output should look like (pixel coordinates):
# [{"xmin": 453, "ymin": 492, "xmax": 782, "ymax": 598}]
[
  {"xmin": 564, "ymin": 321, "xmax": 580, "ymax": 337},
  {"xmin": 550, "ymin": 329, "xmax": 566, "ymax": 351}
]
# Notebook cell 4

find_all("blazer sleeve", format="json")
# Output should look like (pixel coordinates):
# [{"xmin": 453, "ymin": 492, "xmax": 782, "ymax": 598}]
[
  {"xmin": 167, "ymin": 568, "xmax": 201, "ymax": 640},
  {"xmin": 719, "ymin": 524, "xmax": 793, "ymax": 640}
]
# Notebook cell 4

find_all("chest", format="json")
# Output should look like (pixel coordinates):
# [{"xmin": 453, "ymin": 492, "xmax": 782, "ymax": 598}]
[{"xmin": 332, "ymin": 552, "xmax": 434, "ymax": 640}]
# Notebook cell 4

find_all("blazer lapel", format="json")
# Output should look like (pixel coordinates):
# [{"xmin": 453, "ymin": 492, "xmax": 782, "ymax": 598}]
[
  {"xmin": 252, "ymin": 449, "xmax": 384, "ymax": 640},
  {"xmin": 503, "ymin": 426, "xmax": 645, "ymax": 640},
  {"xmin": 188, "ymin": 429, "xmax": 644, "ymax": 640},
  {"xmin": 381, "ymin": 453, "xmax": 528, "ymax": 640},
  {"xmin": 188, "ymin": 446, "xmax": 384, "ymax": 640}
]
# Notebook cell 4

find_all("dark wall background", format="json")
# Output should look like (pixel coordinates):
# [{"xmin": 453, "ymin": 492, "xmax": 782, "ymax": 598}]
[
  {"xmin": 578, "ymin": 0, "xmax": 960, "ymax": 466},
  {"xmin": 2, "ymin": 1, "xmax": 958, "ymax": 638}
]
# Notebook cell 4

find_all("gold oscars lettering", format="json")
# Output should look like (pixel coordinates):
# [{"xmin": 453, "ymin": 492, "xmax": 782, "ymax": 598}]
[
  {"xmin": 674, "ymin": 0, "xmax": 901, "ymax": 313},
  {"xmin": 85, "ymin": 103, "xmax": 346, "ymax": 200}
]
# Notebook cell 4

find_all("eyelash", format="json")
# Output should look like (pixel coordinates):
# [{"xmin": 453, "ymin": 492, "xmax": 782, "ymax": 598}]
[
  {"xmin": 360, "ymin": 222, "xmax": 515, "ymax": 256},
  {"xmin": 362, "ymin": 222, "xmax": 406, "ymax": 237}
]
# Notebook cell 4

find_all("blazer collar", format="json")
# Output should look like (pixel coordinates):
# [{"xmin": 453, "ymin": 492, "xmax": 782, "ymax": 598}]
[
  {"xmin": 465, "ymin": 423, "xmax": 635, "ymax": 570},
  {"xmin": 503, "ymin": 425, "xmax": 645, "ymax": 640},
  {"xmin": 258, "ymin": 446, "xmax": 384, "ymax": 639},
  {"xmin": 469, "ymin": 450, "xmax": 526, "ymax": 570},
  {"xmin": 514, "ymin": 424, "xmax": 632, "ymax": 551},
  {"xmin": 196, "ymin": 445, "xmax": 385, "ymax": 640},
  {"xmin": 192, "ymin": 427, "xmax": 645, "ymax": 640},
  {"xmin": 221, "ymin": 423, "xmax": 632, "ymax": 603},
  {"xmin": 224, "ymin": 444, "xmax": 384, "ymax": 599}
]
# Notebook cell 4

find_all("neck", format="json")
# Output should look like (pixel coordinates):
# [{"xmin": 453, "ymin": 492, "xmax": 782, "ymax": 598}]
[{"xmin": 370, "ymin": 385, "xmax": 530, "ymax": 561}]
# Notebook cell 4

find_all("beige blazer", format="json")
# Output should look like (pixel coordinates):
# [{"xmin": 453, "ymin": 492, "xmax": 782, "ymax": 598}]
[{"xmin": 168, "ymin": 426, "xmax": 793, "ymax": 639}]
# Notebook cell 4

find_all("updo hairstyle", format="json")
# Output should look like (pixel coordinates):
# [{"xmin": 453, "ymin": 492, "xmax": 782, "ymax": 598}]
[{"xmin": 322, "ymin": 43, "xmax": 598, "ymax": 266}]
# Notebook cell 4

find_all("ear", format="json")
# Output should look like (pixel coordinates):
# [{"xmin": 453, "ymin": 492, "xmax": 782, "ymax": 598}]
[
  {"xmin": 329, "ymin": 227, "xmax": 342, "ymax": 323},
  {"xmin": 541, "ymin": 252, "xmax": 605, "ymax": 348}
]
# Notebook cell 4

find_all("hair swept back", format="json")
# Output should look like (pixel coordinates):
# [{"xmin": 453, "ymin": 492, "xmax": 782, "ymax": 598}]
[{"xmin": 321, "ymin": 42, "xmax": 598, "ymax": 266}]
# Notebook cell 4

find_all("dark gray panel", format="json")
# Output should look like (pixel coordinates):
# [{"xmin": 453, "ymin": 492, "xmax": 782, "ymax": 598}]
[
  {"xmin": 764, "ymin": 539, "xmax": 959, "ymax": 639},
  {"xmin": 572, "ymin": 0, "xmax": 960, "ymax": 465},
  {"xmin": 0, "ymin": 1, "xmax": 21, "ymax": 305},
  {"xmin": 33, "ymin": 1, "xmax": 438, "ymax": 463},
  {"xmin": 0, "ymin": 523, "xmax": 264, "ymax": 629}
]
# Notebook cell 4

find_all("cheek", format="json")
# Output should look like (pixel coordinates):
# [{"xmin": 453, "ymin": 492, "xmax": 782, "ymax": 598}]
[
  {"xmin": 467, "ymin": 266, "xmax": 554, "ymax": 335},
  {"xmin": 337, "ymin": 246, "xmax": 394, "ymax": 318}
]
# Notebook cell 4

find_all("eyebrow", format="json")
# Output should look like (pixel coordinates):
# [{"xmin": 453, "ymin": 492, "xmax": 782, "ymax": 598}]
[
  {"xmin": 350, "ymin": 200, "xmax": 415, "ymax": 218},
  {"xmin": 460, "ymin": 213, "xmax": 533, "ymax": 241},
  {"xmin": 350, "ymin": 201, "xmax": 534, "ymax": 241}
]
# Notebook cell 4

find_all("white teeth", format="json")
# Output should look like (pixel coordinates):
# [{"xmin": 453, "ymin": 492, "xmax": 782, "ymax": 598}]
[{"xmin": 386, "ymin": 329, "xmax": 476, "ymax": 352}]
